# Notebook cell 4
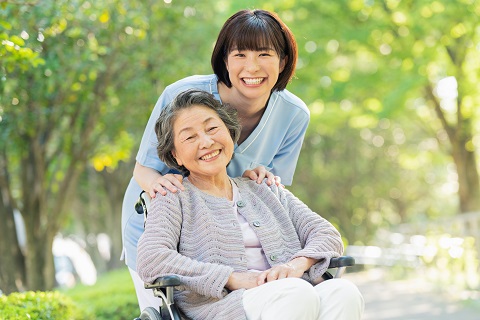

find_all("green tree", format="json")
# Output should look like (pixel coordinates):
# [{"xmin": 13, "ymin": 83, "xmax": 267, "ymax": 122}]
[
  {"xmin": 0, "ymin": 0, "xmax": 156, "ymax": 292},
  {"xmin": 0, "ymin": 0, "xmax": 236, "ymax": 293},
  {"xmin": 0, "ymin": 9, "xmax": 45, "ymax": 295},
  {"xmin": 286, "ymin": 0, "xmax": 480, "ymax": 236}
]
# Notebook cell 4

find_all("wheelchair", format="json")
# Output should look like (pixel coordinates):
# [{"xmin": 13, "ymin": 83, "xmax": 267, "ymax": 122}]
[{"xmin": 133, "ymin": 191, "xmax": 356, "ymax": 320}]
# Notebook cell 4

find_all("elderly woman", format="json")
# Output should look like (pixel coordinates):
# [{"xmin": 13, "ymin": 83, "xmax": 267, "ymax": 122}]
[{"xmin": 137, "ymin": 89, "xmax": 364, "ymax": 320}]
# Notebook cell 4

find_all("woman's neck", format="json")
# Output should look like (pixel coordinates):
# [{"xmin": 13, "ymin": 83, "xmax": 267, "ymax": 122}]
[
  {"xmin": 218, "ymin": 82, "xmax": 269, "ymax": 144},
  {"xmin": 188, "ymin": 173, "xmax": 233, "ymax": 200},
  {"xmin": 218, "ymin": 82, "xmax": 269, "ymax": 118}
]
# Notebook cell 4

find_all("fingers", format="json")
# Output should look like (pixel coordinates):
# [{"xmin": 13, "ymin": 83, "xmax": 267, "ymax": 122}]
[
  {"xmin": 273, "ymin": 175, "xmax": 282, "ymax": 187},
  {"xmin": 257, "ymin": 264, "xmax": 297, "ymax": 285},
  {"xmin": 257, "ymin": 270, "xmax": 269, "ymax": 285},
  {"xmin": 256, "ymin": 167, "xmax": 268, "ymax": 184},
  {"xmin": 264, "ymin": 171, "xmax": 277, "ymax": 186},
  {"xmin": 150, "ymin": 174, "xmax": 185, "ymax": 197},
  {"xmin": 242, "ymin": 169, "xmax": 258, "ymax": 181},
  {"xmin": 243, "ymin": 167, "xmax": 281, "ymax": 187}
]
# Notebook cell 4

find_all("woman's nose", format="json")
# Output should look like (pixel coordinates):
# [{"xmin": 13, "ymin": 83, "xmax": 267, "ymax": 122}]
[
  {"xmin": 199, "ymin": 133, "xmax": 214, "ymax": 148},
  {"xmin": 245, "ymin": 57, "xmax": 260, "ymax": 72}
]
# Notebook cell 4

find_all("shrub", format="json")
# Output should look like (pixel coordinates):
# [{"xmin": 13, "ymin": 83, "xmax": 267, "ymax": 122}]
[
  {"xmin": 0, "ymin": 291, "xmax": 85, "ymax": 320},
  {"xmin": 62, "ymin": 268, "xmax": 139, "ymax": 320}
]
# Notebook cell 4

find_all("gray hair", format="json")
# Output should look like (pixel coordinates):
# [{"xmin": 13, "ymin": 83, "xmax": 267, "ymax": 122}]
[{"xmin": 155, "ymin": 89, "xmax": 241, "ymax": 176}]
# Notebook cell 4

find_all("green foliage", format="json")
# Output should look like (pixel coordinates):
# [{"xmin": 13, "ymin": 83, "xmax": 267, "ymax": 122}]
[
  {"xmin": 62, "ymin": 268, "xmax": 139, "ymax": 320},
  {"xmin": 0, "ymin": 291, "xmax": 85, "ymax": 320},
  {"xmin": 288, "ymin": 0, "xmax": 480, "ymax": 243},
  {"xmin": 1, "ymin": 0, "xmax": 480, "ymax": 293}
]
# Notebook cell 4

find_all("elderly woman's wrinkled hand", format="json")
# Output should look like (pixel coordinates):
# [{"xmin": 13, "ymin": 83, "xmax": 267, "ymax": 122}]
[
  {"xmin": 256, "ymin": 263, "xmax": 304, "ymax": 285},
  {"xmin": 226, "ymin": 271, "xmax": 262, "ymax": 291}
]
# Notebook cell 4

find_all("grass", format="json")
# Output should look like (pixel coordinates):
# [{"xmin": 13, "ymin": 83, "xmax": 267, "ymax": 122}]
[{"xmin": 61, "ymin": 268, "xmax": 140, "ymax": 320}]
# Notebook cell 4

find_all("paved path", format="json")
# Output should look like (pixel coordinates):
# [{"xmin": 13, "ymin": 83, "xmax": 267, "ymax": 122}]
[{"xmin": 343, "ymin": 268, "xmax": 479, "ymax": 320}]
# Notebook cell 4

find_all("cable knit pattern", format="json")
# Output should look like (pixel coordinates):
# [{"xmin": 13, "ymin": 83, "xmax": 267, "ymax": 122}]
[{"xmin": 137, "ymin": 177, "xmax": 343, "ymax": 320}]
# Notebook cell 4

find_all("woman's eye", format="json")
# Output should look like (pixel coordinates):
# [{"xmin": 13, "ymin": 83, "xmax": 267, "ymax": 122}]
[
  {"xmin": 208, "ymin": 127, "xmax": 218, "ymax": 132},
  {"xmin": 260, "ymin": 52, "xmax": 274, "ymax": 57}
]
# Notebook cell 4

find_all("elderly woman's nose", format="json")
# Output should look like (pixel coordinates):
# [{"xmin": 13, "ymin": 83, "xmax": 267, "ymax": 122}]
[{"xmin": 199, "ymin": 133, "xmax": 214, "ymax": 148}]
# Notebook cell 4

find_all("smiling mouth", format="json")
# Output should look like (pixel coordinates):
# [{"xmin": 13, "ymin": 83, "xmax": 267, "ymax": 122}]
[
  {"xmin": 200, "ymin": 150, "xmax": 220, "ymax": 160},
  {"xmin": 243, "ymin": 78, "xmax": 264, "ymax": 85}
]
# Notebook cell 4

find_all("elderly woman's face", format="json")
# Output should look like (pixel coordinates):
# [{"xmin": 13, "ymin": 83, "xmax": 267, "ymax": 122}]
[{"xmin": 171, "ymin": 105, "xmax": 234, "ymax": 178}]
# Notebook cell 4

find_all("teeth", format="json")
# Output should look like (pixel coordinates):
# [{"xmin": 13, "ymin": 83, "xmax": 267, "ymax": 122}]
[
  {"xmin": 201, "ymin": 150, "xmax": 220, "ymax": 160},
  {"xmin": 243, "ymin": 78, "xmax": 263, "ymax": 85}
]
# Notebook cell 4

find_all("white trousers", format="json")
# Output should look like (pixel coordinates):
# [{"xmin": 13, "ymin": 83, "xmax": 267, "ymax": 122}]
[
  {"xmin": 130, "ymin": 268, "xmax": 364, "ymax": 320},
  {"xmin": 243, "ymin": 277, "xmax": 364, "ymax": 320}
]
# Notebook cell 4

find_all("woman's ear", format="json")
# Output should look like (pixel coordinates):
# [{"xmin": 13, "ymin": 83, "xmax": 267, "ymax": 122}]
[
  {"xmin": 280, "ymin": 56, "xmax": 288, "ymax": 73},
  {"xmin": 224, "ymin": 58, "xmax": 229, "ymax": 71},
  {"xmin": 171, "ymin": 149, "xmax": 183, "ymax": 166}
]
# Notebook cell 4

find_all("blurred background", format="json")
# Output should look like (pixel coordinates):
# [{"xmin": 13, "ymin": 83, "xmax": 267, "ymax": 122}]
[{"xmin": 1, "ymin": 0, "xmax": 479, "ymax": 319}]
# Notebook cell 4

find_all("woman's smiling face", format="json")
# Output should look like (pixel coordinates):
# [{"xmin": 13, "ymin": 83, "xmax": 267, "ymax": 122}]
[
  {"xmin": 171, "ymin": 105, "xmax": 234, "ymax": 179},
  {"xmin": 225, "ymin": 48, "xmax": 286, "ymax": 101}
]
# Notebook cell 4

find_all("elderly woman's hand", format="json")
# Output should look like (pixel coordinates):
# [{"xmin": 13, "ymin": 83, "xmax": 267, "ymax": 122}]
[
  {"xmin": 242, "ymin": 166, "xmax": 282, "ymax": 186},
  {"xmin": 225, "ymin": 271, "xmax": 262, "ymax": 291},
  {"xmin": 256, "ymin": 257, "xmax": 318, "ymax": 285}
]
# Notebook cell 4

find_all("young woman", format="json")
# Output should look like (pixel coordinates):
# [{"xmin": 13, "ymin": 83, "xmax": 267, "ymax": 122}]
[
  {"xmin": 137, "ymin": 89, "xmax": 364, "ymax": 320},
  {"xmin": 122, "ymin": 9, "xmax": 310, "ymax": 310}
]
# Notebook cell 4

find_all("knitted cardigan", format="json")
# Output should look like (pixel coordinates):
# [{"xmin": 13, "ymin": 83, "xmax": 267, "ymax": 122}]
[{"xmin": 137, "ymin": 177, "xmax": 343, "ymax": 320}]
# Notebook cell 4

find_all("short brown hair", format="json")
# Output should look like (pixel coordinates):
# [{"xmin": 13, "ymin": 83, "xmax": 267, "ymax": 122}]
[
  {"xmin": 155, "ymin": 89, "xmax": 241, "ymax": 176},
  {"xmin": 211, "ymin": 9, "xmax": 298, "ymax": 91}
]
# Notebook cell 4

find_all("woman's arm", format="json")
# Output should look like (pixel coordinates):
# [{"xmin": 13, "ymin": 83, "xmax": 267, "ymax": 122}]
[
  {"xmin": 276, "ymin": 185, "xmax": 343, "ymax": 282},
  {"xmin": 137, "ymin": 192, "xmax": 234, "ymax": 299},
  {"xmin": 133, "ymin": 161, "xmax": 184, "ymax": 198},
  {"xmin": 270, "ymin": 109, "xmax": 309, "ymax": 186}
]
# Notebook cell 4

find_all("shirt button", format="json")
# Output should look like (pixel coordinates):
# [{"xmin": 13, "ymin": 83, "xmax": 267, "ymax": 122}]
[
  {"xmin": 270, "ymin": 254, "xmax": 277, "ymax": 261},
  {"xmin": 236, "ymin": 200, "xmax": 246, "ymax": 207},
  {"xmin": 252, "ymin": 221, "xmax": 260, "ymax": 227}
]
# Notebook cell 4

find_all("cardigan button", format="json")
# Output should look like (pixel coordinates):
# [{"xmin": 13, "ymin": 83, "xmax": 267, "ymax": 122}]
[
  {"xmin": 252, "ymin": 221, "xmax": 261, "ymax": 227},
  {"xmin": 270, "ymin": 254, "xmax": 277, "ymax": 261},
  {"xmin": 236, "ymin": 200, "xmax": 246, "ymax": 207}
]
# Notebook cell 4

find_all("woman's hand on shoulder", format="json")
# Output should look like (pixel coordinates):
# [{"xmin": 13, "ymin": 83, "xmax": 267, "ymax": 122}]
[
  {"xmin": 242, "ymin": 166, "xmax": 282, "ymax": 187},
  {"xmin": 134, "ymin": 162, "xmax": 185, "ymax": 197},
  {"xmin": 149, "ymin": 173, "xmax": 184, "ymax": 198}
]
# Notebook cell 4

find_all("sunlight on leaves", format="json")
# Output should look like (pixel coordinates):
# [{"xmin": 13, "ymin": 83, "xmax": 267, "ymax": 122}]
[{"xmin": 349, "ymin": 114, "xmax": 378, "ymax": 129}]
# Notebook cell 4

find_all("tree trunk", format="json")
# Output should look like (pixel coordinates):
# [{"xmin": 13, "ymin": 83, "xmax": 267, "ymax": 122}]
[
  {"xmin": 452, "ymin": 140, "xmax": 480, "ymax": 213},
  {"xmin": 0, "ymin": 154, "xmax": 26, "ymax": 293},
  {"xmin": 99, "ymin": 160, "xmax": 134, "ymax": 270},
  {"xmin": 19, "ymin": 138, "xmax": 83, "ymax": 290},
  {"xmin": 426, "ymin": 84, "xmax": 480, "ymax": 214},
  {"xmin": 24, "ymin": 230, "xmax": 56, "ymax": 290}
]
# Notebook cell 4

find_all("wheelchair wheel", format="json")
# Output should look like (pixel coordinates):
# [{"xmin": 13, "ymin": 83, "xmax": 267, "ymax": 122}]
[{"xmin": 139, "ymin": 307, "xmax": 163, "ymax": 320}]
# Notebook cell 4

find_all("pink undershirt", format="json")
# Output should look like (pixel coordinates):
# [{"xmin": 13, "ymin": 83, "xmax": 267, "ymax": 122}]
[{"xmin": 230, "ymin": 179, "xmax": 270, "ymax": 271}]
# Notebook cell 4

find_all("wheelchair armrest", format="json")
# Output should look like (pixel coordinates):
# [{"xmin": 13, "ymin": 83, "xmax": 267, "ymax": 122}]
[
  {"xmin": 135, "ymin": 191, "xmax": 151, "ymax": 215},
  {"xmin": 328, "ymin": 256, "xmax": 355, "ymax": 269},
  {"xmin": 144, "ymin": 275, "xmax": 182, "ymax": 289}
]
